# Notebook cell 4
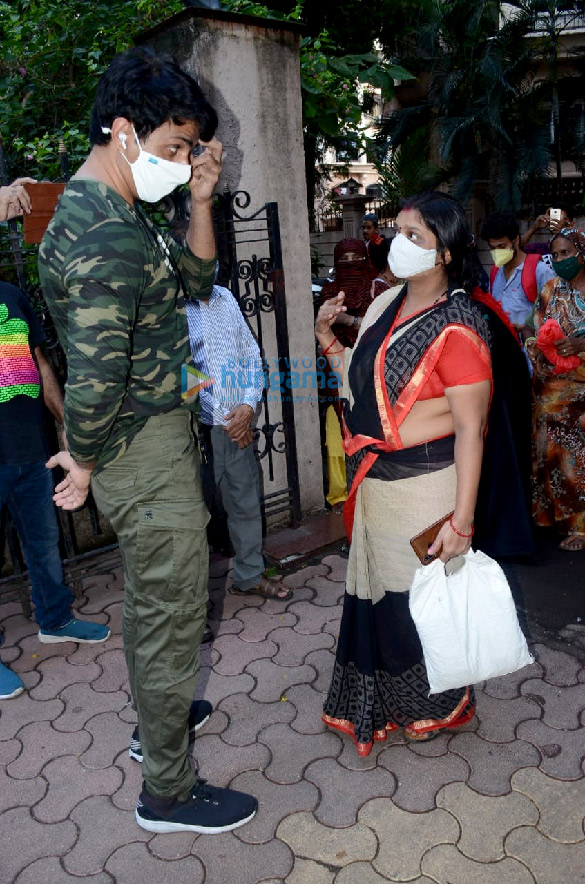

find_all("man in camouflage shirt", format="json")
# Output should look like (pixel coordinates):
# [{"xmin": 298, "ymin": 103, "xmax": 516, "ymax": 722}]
[{"xmin": 39, "ymin": 48, "xmax": 257, "ymax": 835}]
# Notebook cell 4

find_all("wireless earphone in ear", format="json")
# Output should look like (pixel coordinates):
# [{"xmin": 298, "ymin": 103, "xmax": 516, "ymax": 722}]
[{"xmin": 118, "ymin": 132, "xmax": 127, "ymax": 149}]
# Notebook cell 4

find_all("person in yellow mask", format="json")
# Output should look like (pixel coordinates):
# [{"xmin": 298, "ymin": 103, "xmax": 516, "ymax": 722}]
[{"xmin": 481, "ymin": 211, "xmax": 555, "ymax": 337}]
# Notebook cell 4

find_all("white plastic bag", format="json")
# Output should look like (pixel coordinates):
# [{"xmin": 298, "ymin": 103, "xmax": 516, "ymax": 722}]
[{"xmin": 409, "ymin": 549, "xmax": 534, "ymax": 695}]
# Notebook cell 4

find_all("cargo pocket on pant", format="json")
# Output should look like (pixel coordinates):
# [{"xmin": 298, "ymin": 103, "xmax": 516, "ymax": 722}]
[{"xmin": 135, "ymin": 499, "xmax": 209, "ymax": 608}]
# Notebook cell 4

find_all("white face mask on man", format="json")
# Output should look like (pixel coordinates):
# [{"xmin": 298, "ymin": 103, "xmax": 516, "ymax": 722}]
[
  {"xmin": 388, "ymin": 232, "xmax": 438, "ymax": 278},
  {"xmin": 102, "ymin": 125, "xmax": 192, "ymax": 202}
]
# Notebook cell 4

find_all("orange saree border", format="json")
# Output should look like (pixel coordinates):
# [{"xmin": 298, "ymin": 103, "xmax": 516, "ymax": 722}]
[{"xmin": 341, "ymin": 322, "xmax": 491, "ymax": 542}]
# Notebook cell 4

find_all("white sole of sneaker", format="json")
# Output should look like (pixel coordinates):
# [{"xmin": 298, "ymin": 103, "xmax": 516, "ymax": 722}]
[
  {"xmin": 0, "ymin": 686, "xmax": 24, "ymax": 700},
  {"xmin": 38, "ymin": 631, "xmax": 110, "ymax": 644},
  {"xmin": 135, "ymin": 807, "xmax": 257, "ymax": 834}
]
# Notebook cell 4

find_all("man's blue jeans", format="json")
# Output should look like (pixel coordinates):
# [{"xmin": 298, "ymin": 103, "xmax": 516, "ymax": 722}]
[{"xmin": 0, "ymin": 462, "xmax": 73, "ymax": 631}]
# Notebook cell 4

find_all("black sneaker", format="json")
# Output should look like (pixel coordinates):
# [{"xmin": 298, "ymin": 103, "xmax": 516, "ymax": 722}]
[
  {"xmin": 135, "ymin": 779, "xmax": 258, "ymax": 834},
  {"xmin": 129, "ymin": 699, "xmax": 212, "ymax": 762}
]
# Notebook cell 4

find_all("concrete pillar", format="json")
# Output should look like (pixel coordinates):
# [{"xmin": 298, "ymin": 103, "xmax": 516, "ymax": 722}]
[
  {"xmin": 335, "ymin": 194, "xmax": 369, "ymax": 239},
  {"xmin": 138, "ymin": 8, "xmax": 324, "ymax": 521}
]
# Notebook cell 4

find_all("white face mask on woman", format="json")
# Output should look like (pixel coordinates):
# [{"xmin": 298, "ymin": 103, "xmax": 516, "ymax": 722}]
[
  {"xmin": 388, "ymin": 232, "xmax": 438, "ymax": 278},
  {"xmin": 102, "ymin": 125, "xmax": 192, "ymax": 202}
]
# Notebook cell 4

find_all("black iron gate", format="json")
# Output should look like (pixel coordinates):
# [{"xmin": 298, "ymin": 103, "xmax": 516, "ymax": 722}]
[{"xmin": 212, "ymin": 190, "xmax": 302, "ymax": 524}]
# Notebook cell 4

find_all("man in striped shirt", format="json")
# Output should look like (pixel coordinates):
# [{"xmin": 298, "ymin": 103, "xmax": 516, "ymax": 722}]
[{"xmin": 186, "ymin": 284, "xmax": 292, "ymax": 600}]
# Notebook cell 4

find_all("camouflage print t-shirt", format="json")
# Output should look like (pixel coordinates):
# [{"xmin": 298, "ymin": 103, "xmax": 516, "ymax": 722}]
[{"xmin": 38, "ymin": 179, "xmax": 216, "ymax": 470}]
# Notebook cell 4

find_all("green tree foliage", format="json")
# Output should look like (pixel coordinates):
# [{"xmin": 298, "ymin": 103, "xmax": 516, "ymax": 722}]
[
  {"xmin": 376, "ymin": 0, "xmax": 585, "ymax": 210},
  {"xmin": 224, "ymin": 0, "xmax": 413, "ymax": 224},
  {"xmin": 0, "ymin": 0, "xmax": 184, "ymax": 180}
]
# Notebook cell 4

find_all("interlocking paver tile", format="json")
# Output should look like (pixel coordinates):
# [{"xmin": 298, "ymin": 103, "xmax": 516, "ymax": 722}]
[
  {"xmin": 474, "ymin": 690, "xmax": 541, "ymax": 742},
  {"xmin": 359, "ymin": 797, "xmax": 458, "ymax": 880},
  {"xmin": 482, "ymin": 662, "xmax": 543, "ymax": 700},
  {"xmin": 10, "ymin": 635, "xmax": 65, "ymax": 672},
  {"xmin": 306, "ymin": 758, "xmax": 396, "ymax": 827},
  {"xmin": 533, "ymin": 643, "xmax": 582, "ymax": 686},
  {"xmin": 422, "ymin": 844, "xmax": 535, "ymax": 883},
  {"xmin": 0, "ymin": 806, "xmax": 76, "ymax": 883},
  {"xmin": 516, "ymin": 719, "xmax": 585, "ymax": 779},
  {"xmin": 33, "ymin": 754, "xmax": 122, "ymax": 822},
  {"xmin": 79, "ymin": 711, "xmax": 133, "ymax": 769},
  {"xmin": 512, "ymin": 767, "xmax": 585, "ymax": 842},
  {"xmin": 377, "ymin": 743, "xmax": 469, "ymax": 810},
  {"xmin": 230, "ymin": 770, "xmax": 319, "ymax": 843},
  {"xmin": 102, "ymin": 600, "xmax": 123, "ymax": 635},
  {"xmin": 283, "ymin": 564, "xmax": 328, "ymax": 588},
  {"xmin": 191, "ymin": 833, "xmax": 293, "ymax": 884},
  {"xmin": 220, "ymin": 693, "xmax": 296, "ymax": 746},
  {"xmin": 0, "ymin": 613, "xmax": 38, "ymax": 648},
  {"xmin": 449, "ymin": 732, "xmax": 540, "ymax": 795},
  {"xmin": 505, "ymin": 825, "xmax": 585, "ymax": 883},
  {"xmin": 270, "ymin": 626, "xmax": 334, "ymax": 667},
  {"xmin": 520, "ymin": 678, "xmax": 585, "ymax": 729},
  {"xmin": 0, "ymin": 738, "xmax": 21, "ymax": 765},
  {"xmin": 110, "ymin": 749, "xmax": 146, "ymax": 811},
  {"xmin": 334, "ymin": 862, "xmax": 402, "ymax": 883},
  {"xmin": 53, "ymin": 683, "xmax": 127, "ymax": 732},
  {"xmin": 286, "ymin": 683, "xmax": 330, "ymax": 735},
  {"xmin": 28, "ymin": 657, "xmax": 101, "ymax": 701},
  {"xmin": 14, "ymin": 857, "xmax": 114, "ymax": 884},
  {"xmin": 0, "ymin": 767, "xmax": 46, "ymax": 813},
  {"xmin": 260, "ymin": 723, "xmax": 339, "ymax": 784},
  {"xmin": 65, "ymin": 795, "xmax": 149, "ymax": 875},
  {"xmin": 437, "ymin": 782, "xmax": 538, "ymax": 861},
  {"xmin": 65, "ymin": 635, "xmax": 112, "ymax": 666},
  {"xmin": 209, "ymin": 615, "xmax": 244, "ymax": 637},
  {"xmin": 277, "ymin": 811, "xmax": 377, "ymax": 868},
  {"xmin": 288, "ymin": 601, "xmax": 341, "ymax": 636},
  {"xmin": 305, "ymin": 576, "xmax": 345, "ymax": 607},
  {"xmin": 91, "ymin": 648, "xmax": 128, "ymax": 692},
  {"xmin": 211, "ymin": 634, "xmax": 277, "ymax": 675},
  {"xmin": 0, "ymin": 644, "xmax": 19, "ymax": 664},
  {"xmin": 208, "ymin": 593, "xmax": 260, "ymax": 627},
  {"xmin": 148, "ymin": 832, "xmax": 196, "ymax": 860},
  {"xmin": 285, "ymin": 857, "xmax": 334, "ymax": 883},
  {"xmin": 305, "ymin": 648, "xmax": 337, "ymax": 692},
  {"xmin": 192, "ymin": 733, "xmax": 270, "ymax": 786},
  {"xmin": 235, "ymin": 607, "xmax": 298, "ymax": 643},
  {"xmin": 7, "ymin": 720, "xmax": 90, "ymax": 778},
  {"xmin": 247, "ymin": 658, "xmax": 315, "ymax": 702},
  {"xmin": 407, "ymin": 732, "xmax": 455, "ymax": 757},
  {"xmin": 323, "ymin": 618, "xmax": 341, "ymax": 641},
  {"xmin": 106, "ymin": 842, "xmax": 205, "ymax": 884},
  {"xmin": 321, "ymin": 554, "xmax": 348, "ymax": 583},
  {"xmin": 195, "ymin": 667, "xmax": 255, "ymax": 706}
]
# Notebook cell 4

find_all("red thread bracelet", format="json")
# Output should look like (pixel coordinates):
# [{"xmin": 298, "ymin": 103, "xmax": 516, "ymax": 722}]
[
  {"xmin": 449, "ymin": 517, "xmax": 474, "ymax": 538},
  {"xmin": 322, "ymin": 336, "xmax": 339, "ymax": 356}
]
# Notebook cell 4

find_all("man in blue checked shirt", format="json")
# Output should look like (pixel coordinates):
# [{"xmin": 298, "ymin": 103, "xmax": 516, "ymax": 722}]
[{"xmin": 186, "ymin": 285, "xmax": 293, "ymax": 601}]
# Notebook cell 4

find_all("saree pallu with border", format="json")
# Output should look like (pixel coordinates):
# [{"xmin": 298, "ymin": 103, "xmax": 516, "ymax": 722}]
[{"xmin": 323, "ymin": 286, "xmax": 492, "ymax": 743}]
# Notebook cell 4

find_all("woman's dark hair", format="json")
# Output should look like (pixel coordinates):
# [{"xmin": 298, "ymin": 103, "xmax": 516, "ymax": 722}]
[
  {"xmin": 401, "ymin": 191, "xmax": 482, "ymax": 294},
  {"xmin": 89, "ymin": 47, "xmax": 218, "ymax": 145},
  {"xmin": 368, "ymin": 237, "xmax": 390, "ymax": 273},
  {"xmin": 480, "ymin": 211, "xmax": 520, "ymax": 243}
]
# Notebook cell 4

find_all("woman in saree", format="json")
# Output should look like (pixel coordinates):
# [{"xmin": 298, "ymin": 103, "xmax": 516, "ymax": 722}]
[
  {"xmin": 526, "ymin": 227, "xmax": 585, "ymax": 551},
  {"xmin": 315, "ymin": 192, "xmax": 493, "ymax": 755}
]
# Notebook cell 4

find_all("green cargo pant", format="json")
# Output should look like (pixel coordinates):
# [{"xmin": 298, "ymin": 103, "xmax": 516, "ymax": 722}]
[{"xmin": 91, "ymin": 409, "xmax": 209, "ymax": 799}]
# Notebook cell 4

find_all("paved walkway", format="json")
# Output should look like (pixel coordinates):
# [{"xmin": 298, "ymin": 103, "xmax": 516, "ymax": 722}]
[{"xmin": 0, "ymin": 549, "xmax": 584, "ymax": 883}]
